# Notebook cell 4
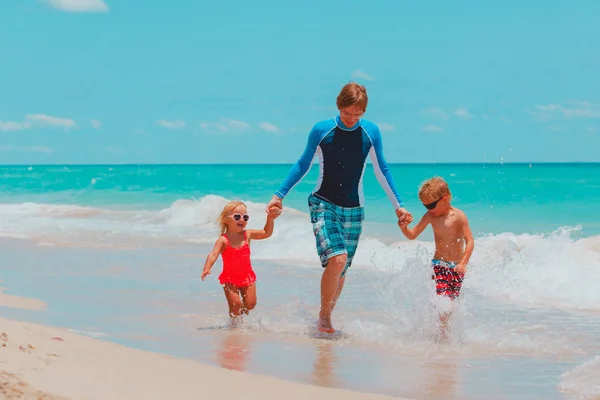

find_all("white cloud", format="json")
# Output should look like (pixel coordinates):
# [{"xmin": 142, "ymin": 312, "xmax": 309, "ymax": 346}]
[
  {"xmin": 44, "ymin": 0, "xmax": 109, "ymax": 12},
  {"xmin": 422, "ymin": 107, "xmax": 449, "ymax": 120},
  {"xmin": 351, "ymin": 70, "xmax": 374, "ymax": 81},
  {"xmin": 530, "ymin": 101, "xmax": 600, "ymax": 121},
  {"xmin": 500, "ymin": 116, "xmax": 513, "ymax": 124},
  {"xmin": 421, "ymin": 124, "xmax": 443, "ymax": 133},
  {"xmin": 423, "ymin": 107, "xmax": 473, "ymax": 121},
  {"xmin": 157, "ymin": 119, "xmax": 186, "ymax": 130},
  {"xmin": 0, "ymin": 121, "xmax": 28, "ymax": 132},
  {"xmin": 200, "ymin": 119, "xmax": 250, "ymax": 132},
  {"xmin": 0, "ymin": 114, "xmax": 76, "ymax": 132},
  {"xmin": 91, "ymin": 119, "xmax": 101, "ymax": 129},
  {"xmin": 453, "ymin": 107, "xmax": 472, "ymax": 120},
  {"xmin": 259, "ymin": 122, "xmax": 279, "ymax": 133},
  {"xmin": 103, "ymin": 146, "xmax": 124, "ymax": 154},
  {"xmin": 0, "ymin": 145, "xmax": 54, "ymax": 154},
  {"xmin": 26, "ymin": 114, "xmax": 76, "ymax": 129},
  {"xmin": 379, "ymin": 123, "xmax": 395, "ymax": 132},
  {"xmin": 225, "ymin": 119, "xmax": 250, "ymax": 130}
]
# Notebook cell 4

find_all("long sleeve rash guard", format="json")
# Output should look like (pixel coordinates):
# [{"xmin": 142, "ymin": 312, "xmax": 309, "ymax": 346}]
[{"xmin": 275, "ymin": 115, "xmax": 404, "ymax": 209}]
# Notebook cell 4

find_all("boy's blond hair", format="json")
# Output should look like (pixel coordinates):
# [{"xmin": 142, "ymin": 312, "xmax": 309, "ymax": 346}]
[
  {"xmin": 336, "ymin": 82, "xmax": 368, "ymax": 112},
  {"xmin": 418, "ymin": 176, "xmax": 451, "ymax": 201},
  {"xmin": 217, "ymin": 200, "xmax": 246, "ymax": 234}
]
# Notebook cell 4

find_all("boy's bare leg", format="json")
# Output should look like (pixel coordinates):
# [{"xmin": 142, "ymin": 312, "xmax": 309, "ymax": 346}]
[
  {"xmin": 319, "ymin": 254, "xmax": 347, "ymax": 333},
  {"xmin": 438, "ymin": 312, "xmax": 451, "ymax": 341}
]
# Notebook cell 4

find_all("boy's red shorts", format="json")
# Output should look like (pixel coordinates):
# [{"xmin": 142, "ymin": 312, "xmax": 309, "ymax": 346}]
[{"xmin": 431, "ymin": 259, "xmax": 465, "ymax": 300}]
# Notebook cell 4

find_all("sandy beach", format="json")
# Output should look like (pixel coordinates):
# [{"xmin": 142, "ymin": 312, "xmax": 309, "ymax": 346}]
[{"xmin": 0, "ymin": 291, "xmax": 402, "ymax": 400}]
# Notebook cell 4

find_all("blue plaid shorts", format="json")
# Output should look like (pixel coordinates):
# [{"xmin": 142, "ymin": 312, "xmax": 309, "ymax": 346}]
[{"xmin": 308, "ymin": 194, "xmax": 365, "ymax": 276}]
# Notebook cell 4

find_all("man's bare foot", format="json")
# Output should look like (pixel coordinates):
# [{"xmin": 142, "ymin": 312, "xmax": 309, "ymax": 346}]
[{"xmin": 317, "ymin": 314, "xmax": 335, "ymax": 334}]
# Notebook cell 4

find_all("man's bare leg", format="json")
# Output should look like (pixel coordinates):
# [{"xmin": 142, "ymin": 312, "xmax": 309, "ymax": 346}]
[
  {"xmin": 331, "ymin": 275, "xmax": 345, "ymax": 313},
  {"xmin": 318, "ymin": 254, "xmax": 347, "ymax": 333}
]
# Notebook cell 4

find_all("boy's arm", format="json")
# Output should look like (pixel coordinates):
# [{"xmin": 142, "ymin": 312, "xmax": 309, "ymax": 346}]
[
  {"xmin": 399, "ymin": 213, "xmax": 431, "ymax": 240},
  {"xmin": 456, "ymin": 212, "xmax": 474, "ymax": 273},
  {"xmin": 201, "ymin": 237, "xmax": 226, "ymax": 280},
  {"xmin": 248, "ymin": 210, "xmax": 276, "ymax": 240}
]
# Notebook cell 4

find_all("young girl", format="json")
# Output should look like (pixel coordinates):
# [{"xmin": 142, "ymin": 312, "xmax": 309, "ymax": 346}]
[{"xmin": 201, "ymin": 200, "xmax": 279, "ymax": 324}]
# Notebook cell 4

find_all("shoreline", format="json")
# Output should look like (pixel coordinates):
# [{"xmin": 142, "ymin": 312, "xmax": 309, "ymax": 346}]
[
  {"xmin": 1, "ymin": 162, "xmax": 598, "ymax": 166},
  {"xmin": 0, "ymin": 291, "xmax": 404, "ymax": 400}
]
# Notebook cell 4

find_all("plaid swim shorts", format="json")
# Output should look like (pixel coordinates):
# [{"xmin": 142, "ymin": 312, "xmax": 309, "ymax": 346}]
[
  {"xmin": 308, "ymin": 194, "xmax": 365, "ymax": 276},
  {"xmin": 431, "ymin": 259, "xmax": 465, "ymax": 300}
]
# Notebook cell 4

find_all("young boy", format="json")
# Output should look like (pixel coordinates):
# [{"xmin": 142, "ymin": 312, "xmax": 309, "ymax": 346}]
[{"xmin": 398, "ymin": 176, "xmax": 474, "ymax": 339}]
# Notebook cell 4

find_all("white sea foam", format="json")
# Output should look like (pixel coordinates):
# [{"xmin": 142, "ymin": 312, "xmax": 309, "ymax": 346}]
[
  {"xmin": 0, "ymin": 196, "xmax": 599, "ymax": 312},
  {"xmin": 559, "ymin": 355, "xmax": 600, "ymax": 399}
]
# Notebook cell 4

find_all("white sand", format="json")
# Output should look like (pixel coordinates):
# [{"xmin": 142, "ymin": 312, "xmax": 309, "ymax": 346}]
[
  {"xmin": 0, "ymin": 289, "xmax": 46, "ymax": 311},
  {"xmin": 0, "ymin": 292, "xmax": 404, "ymax": 400}
]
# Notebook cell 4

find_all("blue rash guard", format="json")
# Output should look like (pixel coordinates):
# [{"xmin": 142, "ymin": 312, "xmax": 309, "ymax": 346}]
[{"xmin": 275, "ymin": 115, "xmax": 404, "ymax": 209}]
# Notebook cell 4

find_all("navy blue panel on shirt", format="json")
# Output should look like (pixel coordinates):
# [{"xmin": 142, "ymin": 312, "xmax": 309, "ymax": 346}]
[
  {"xmin": 274, "ymin": 115, "xmax": 404, "ymax": 210},
  {"xmin": 315, "ymin": 126, "xmax": 371, "ymax": 207}
]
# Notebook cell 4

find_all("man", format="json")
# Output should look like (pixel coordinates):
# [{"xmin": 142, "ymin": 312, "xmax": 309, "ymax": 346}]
[{"xmin": 266, "ymin": 82, "xmax": 411, "ymax": 333}]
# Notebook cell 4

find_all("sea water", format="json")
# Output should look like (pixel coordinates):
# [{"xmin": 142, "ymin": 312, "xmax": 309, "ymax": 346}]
[{"xmin": 0, "ymin": 163, "xmax": 599, "ymax": 399}]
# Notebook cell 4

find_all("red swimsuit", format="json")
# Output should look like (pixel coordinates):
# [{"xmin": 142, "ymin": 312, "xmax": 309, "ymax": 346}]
[{"xmin": 218, "ymin": 231, "xmax": 256, "ymax": 287}]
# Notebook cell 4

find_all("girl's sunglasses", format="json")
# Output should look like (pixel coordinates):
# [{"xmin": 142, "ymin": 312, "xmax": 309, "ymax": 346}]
[
  {"xmin": 423, "ymin": 196, "xmax": 443, "ymax": 210},
  {"xmin": 231, "ymin": 213, "xmax": 249, "ymax": 221}
]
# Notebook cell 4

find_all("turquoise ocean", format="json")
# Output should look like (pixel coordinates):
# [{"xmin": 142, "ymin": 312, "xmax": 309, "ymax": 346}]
[{"xmin": 1, "ymin": 163, "xmax": 599, "ymax": 399}]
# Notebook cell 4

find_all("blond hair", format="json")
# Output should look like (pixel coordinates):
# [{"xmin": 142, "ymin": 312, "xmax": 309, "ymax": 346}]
[
  {"xmin": 336, "ymin": 82, "xmax": 368, "ymax": 112},
  {"xmin": 218, "ymin": 200, "xmax": 247, "ymax": 234},
  {"xmin": 418, "ymin": 177, "xmax": 451, "ymax": 201}
]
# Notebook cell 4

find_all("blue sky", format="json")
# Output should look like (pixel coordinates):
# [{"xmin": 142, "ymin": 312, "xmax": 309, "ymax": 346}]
[{"xmin": 0, "ymin": 0, "xmax": 599, "ymax": 164}]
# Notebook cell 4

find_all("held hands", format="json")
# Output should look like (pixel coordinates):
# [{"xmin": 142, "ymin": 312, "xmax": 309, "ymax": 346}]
[
  {"xmin": 267, "ymin": 206, "xmax": 281, "ymax": 219},
  {"xmin": 396, "ymin": 207, "xmax": 413, "ymax": 228},
  {"xmin": 266, "ymin": 195, "xmax": 283, "ymax": 214}
]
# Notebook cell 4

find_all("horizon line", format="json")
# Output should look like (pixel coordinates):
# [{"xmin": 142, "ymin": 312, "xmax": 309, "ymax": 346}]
[{"xmin": 0, "ymin": 161, "xmax": 598, "ymax": 167}]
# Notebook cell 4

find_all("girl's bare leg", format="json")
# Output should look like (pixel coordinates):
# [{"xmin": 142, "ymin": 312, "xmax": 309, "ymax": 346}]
[
  {"xmin": 239, "ymin": 283, "xmax": 257, "ymax": 314},
  {"xmin": 223, "ymin": 284, "xmax": 244, "ymax": 326}
]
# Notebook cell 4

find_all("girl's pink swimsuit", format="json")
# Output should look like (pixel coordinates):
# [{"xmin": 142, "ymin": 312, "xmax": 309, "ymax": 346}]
[{"xmin": 218, "ymin": 231, "xmax": 256, "ymax": 287}]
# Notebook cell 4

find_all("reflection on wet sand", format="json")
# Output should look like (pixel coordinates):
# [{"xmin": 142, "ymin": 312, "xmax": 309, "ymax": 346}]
[
  {"xmin": 215, "ymin": 330, "xmax": 251, "ymax": 372},
  {"xmin": 310, "ymin": 340, "xmax": 339, "ymax": 388},
  {"xmin": 422, "ymin": 357, "xmax": 459, "ymax": 399},
  {"xmin": 213, "ymin": 328, "xmax": 342, "ymax": 390}
]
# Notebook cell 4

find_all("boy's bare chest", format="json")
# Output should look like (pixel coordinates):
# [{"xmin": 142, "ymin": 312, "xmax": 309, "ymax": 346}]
[{"xmin": 431, "ymin": 214, "xmax": 460, "ymax": 233}]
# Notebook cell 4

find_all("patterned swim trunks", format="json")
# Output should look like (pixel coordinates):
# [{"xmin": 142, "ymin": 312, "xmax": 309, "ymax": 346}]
[
  {"xmin": 308, "ymin": 194, "xmax": 364, "ymax": 276},
  {"xmin": 431, "ymin": 259, "xmax": 465, "ymax": 300}
]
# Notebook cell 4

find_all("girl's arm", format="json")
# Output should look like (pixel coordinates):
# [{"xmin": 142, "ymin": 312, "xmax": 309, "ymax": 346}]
[
  {"xmin": 201, "ymin": 237, "xmax": 226, "ymax": 281},
  {"xmin": 248, "ymin": 208, "xmax": 277, "ymax": 241},
  {"xmin": 399, "ymin": 212, "xmax": 431, "ymax": 240}
]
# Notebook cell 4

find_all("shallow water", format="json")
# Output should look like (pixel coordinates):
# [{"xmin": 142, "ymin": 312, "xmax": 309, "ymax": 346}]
[
  {"xmin": 2, "ymin": 238, "xmax": 598, "ymax": 399},
  {"xmin": 1, "ymin": 163, "xmax": 599, "ymax": 399}
]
